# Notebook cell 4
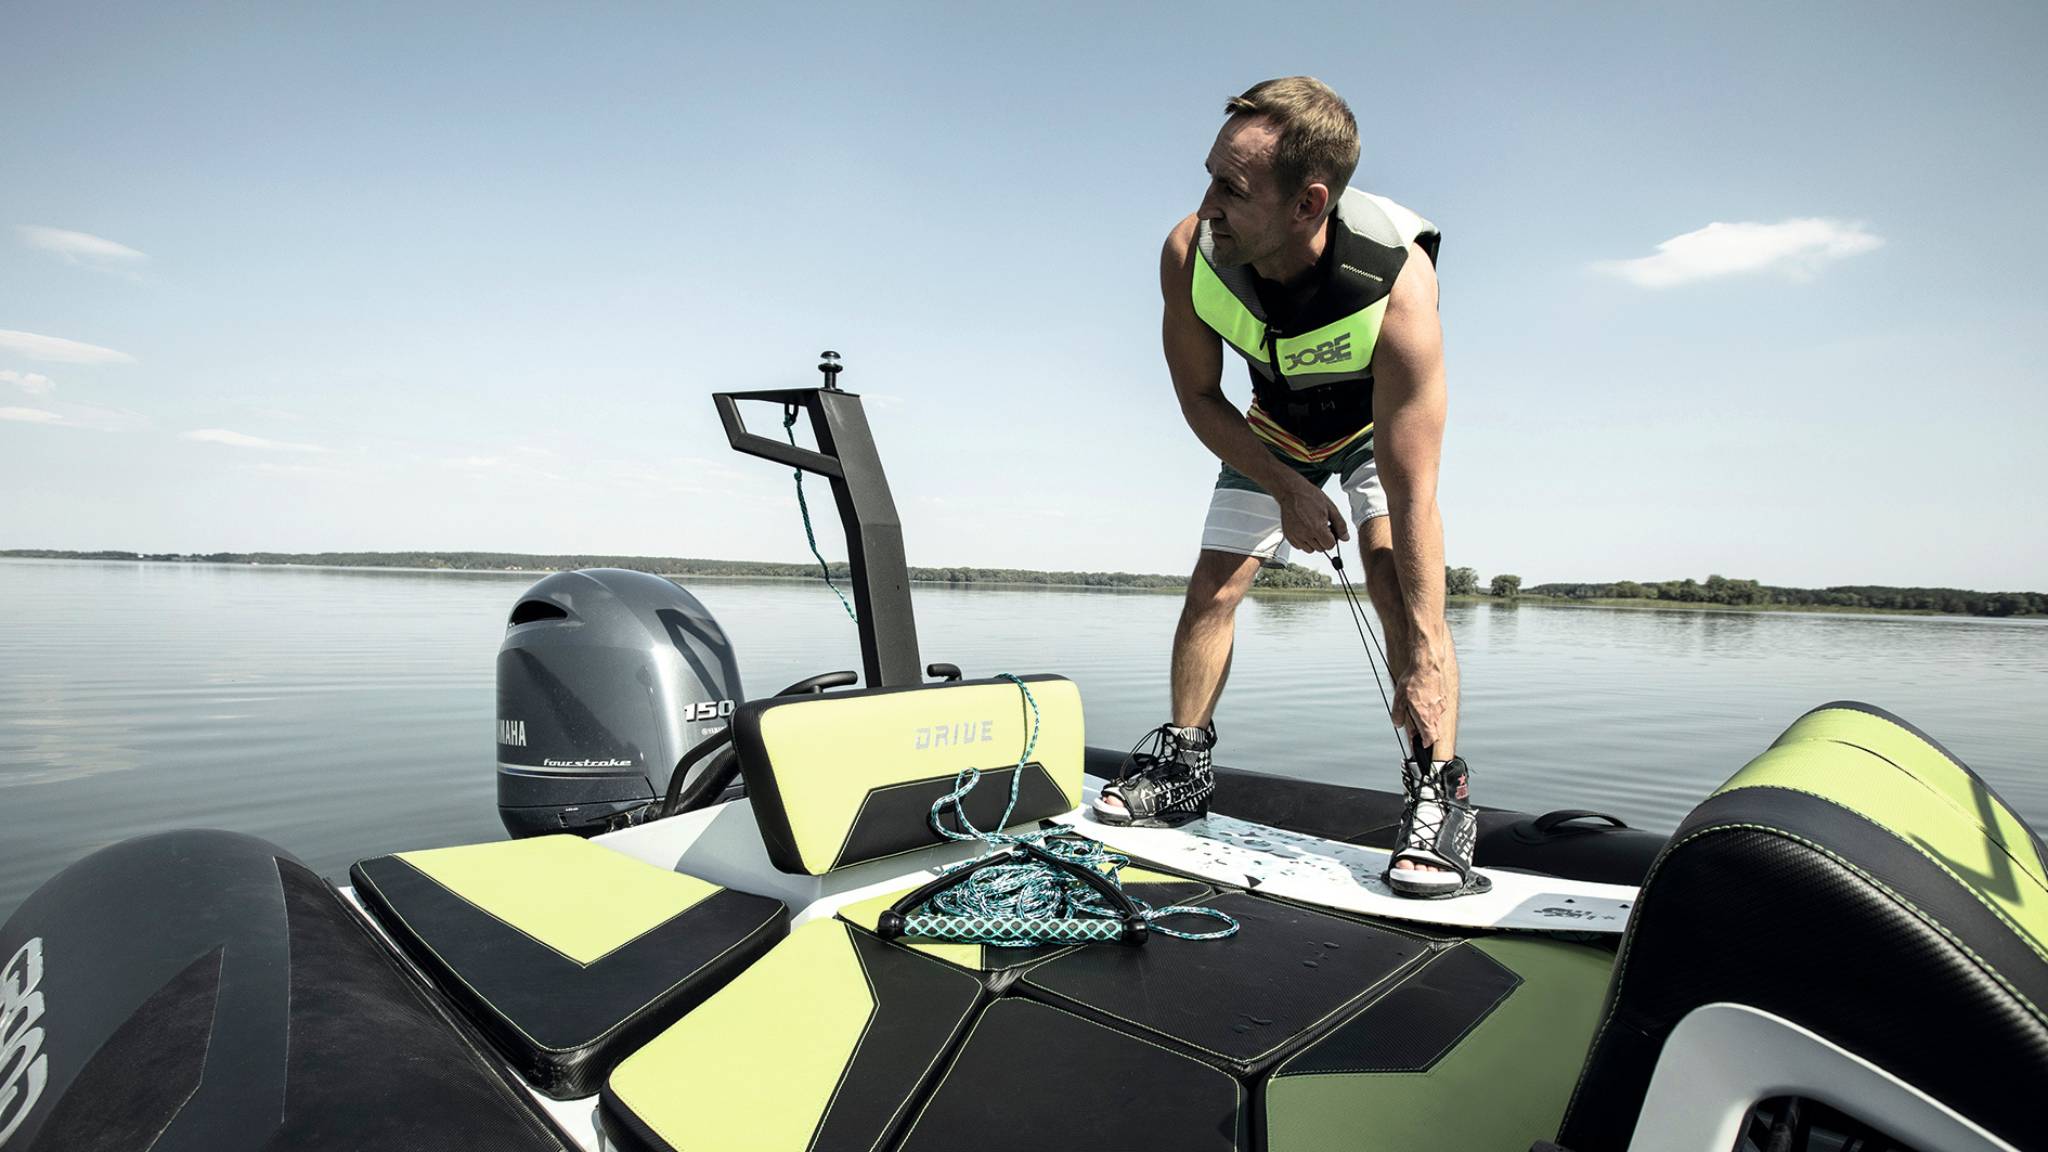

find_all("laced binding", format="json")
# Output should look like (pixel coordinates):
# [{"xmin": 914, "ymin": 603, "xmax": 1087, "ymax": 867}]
[
  {"xmin": 1323, "ymin": 550, "xmax": 1485, "ymax": 895},
  {"xmin": 1398, "ymin": 758, "xmax": 1449, "ymax": 853},
  {"xmin": 886, "ymin": 674, "xmax": 1239, "ymax": 946},
  {"xmin": 1110, "ymin": 722, "xmax": 1215, "ymax": 817}
]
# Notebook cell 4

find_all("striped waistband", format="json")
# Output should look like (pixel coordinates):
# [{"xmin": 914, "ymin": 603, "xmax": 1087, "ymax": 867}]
[{"xmin": 1247, "ymin": 403, "xmax": 1373, "ymax": 464}]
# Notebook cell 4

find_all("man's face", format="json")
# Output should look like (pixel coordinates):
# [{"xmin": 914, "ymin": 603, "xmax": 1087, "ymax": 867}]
[{"xmin": 1198, "ymin": 114, "xmax": 1297, "ymax": 268}]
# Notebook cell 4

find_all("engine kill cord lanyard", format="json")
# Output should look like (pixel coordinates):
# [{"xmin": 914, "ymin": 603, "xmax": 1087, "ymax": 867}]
[
  {"xmin": 783, "ymin": 403, "xmax": 858, "ymax": 623},
  {"xmin": 915, "ymin": 674, "xmax": 1239, "ymax": 945}
]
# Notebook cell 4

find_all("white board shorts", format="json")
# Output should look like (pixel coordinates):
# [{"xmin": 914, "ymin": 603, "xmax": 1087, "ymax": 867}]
[{"xmin": 1200, "ymin": 434, "xmax": 1385, "ymax": 564}]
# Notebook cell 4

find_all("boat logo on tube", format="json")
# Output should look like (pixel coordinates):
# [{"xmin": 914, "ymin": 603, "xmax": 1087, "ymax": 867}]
[
  {"xmin": 0, "ymin": 937, "xmax": 47, "ymax": 1149},
  {"xmin": 916, "ymin": 719, "xmax": 996, "ymax": 750}
]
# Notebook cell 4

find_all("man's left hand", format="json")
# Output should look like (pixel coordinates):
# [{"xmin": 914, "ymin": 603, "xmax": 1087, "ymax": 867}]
[{"xmin": 1393, "ymin": 654, "xmax": 1451, "ymax": 756}]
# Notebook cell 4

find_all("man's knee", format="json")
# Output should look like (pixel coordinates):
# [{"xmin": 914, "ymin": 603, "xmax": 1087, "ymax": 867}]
[{"xmin": 1185, "ymin": 551, "xmax": 1258, "ymax": 617}]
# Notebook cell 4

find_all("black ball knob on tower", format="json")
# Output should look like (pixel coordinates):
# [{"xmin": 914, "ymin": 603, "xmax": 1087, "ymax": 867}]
[{"xmin": 818, "ymin": 350, "xmax": 843, "ymax": 390}]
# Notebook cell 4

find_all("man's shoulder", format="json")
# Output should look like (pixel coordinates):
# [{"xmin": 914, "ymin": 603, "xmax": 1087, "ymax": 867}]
[
  {"xmin": 1160, "ymin": 214, "xmax": 1206, "ymax": 301},
  {"xmin": 1161, "ymin": 213, "xmax": 1203, "ymax": 279}
]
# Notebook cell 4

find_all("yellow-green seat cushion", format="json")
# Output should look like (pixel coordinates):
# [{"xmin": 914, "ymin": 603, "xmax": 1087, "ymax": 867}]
[
  {"xmin": 351, "ymin": 835, "xmax": 787, "ymax": 1098},
  {"xmin": 601, "ymin": 919, "xmax": 984, "ymax": 1152},
  {"xmin": 1265, "ymin": 936, "xmax": 1613, "ymax": 1152},
  {"xmin": 734, "ymin": 675, "xmax": 1084, "ymax": 875}
]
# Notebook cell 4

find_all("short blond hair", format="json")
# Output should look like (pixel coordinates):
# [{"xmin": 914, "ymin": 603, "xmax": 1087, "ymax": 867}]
[{"xmin": 1224, "ymin": 77, "xmax": 1359, "ymax": 207}]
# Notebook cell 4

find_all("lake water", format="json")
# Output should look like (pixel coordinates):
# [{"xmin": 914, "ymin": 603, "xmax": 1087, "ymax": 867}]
[{"xmin": 3, "ymin": 557, "xmax": 2044, "ymax": 922}]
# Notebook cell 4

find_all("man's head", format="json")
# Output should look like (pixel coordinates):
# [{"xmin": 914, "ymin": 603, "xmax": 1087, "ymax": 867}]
[{"xmin": 1199, "ymin": 76, "xmax": 1360, "ymax": 269}]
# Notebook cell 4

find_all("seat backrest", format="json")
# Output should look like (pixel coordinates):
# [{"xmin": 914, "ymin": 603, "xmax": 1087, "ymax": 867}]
[
  {"xmin": 733, "ymin": 674, "xmax": 1084, "ymax": 876},
  {"xmin": 1558, "ymin": 701, "xmax": 2048, "ymax": 1152}
]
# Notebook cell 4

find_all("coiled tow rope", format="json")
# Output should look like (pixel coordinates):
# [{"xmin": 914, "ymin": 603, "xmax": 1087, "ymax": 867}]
[{"xmin": 880, "ymin": 674, "xmax": 1238, "ymax": 947}]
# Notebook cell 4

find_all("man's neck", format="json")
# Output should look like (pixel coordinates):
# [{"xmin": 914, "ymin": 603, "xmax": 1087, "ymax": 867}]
[{"xmin": 1249, "ymin": 216, "xmax": 1331, "ymax": 288}]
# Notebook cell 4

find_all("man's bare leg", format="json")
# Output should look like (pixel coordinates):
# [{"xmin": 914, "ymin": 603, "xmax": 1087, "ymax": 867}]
[
  {"xmin": 1360, "ymin": 517, "xmax": 1460, "ymax": 873},
  {"xmin": 1359, "ymin": 517, "xmax": 1457, "ymax": 753},
  {"xmin": 1097, "ymin": 548, "xmax": 1260, "ymax": 818},
  {"xmin": 1171, "ymin": 549, "xmax": 1264, "ymax": 727}
]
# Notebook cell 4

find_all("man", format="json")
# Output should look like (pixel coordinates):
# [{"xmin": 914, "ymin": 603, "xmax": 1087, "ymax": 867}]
[{"xmin": 1093, "ymin": 76, "xmax": 1475, "ymax": 896}]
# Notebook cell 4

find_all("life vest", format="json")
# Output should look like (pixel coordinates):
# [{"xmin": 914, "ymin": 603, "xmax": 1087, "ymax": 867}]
[{"xmin": 1191, "ymin": 188, "xmax": 1439, "ymax": 461}]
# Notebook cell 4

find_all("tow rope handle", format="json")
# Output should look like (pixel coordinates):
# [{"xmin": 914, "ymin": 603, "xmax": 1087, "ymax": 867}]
[{"xmin": 876, "ymin": 841, "xmax": 1150, "ymax": 947}]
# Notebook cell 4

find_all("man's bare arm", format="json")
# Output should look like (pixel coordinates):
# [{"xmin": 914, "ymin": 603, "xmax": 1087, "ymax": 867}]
[
  {"xmin": 1160, "ymin": 215, "xmax": 1347, "ymax": 552},
  {"xmin": 1371, "ymin": 241, "xmax": 1452, "ymax": 745}
]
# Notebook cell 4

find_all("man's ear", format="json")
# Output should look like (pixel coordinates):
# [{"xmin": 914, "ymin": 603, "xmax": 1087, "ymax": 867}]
[{"xmin": 1295, "ymin": 181, "xmax": 1331, "ymax": 223}]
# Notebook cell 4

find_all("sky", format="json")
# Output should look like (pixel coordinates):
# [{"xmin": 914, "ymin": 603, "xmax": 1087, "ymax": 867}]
[{"xmin": 3, "ymin": 2, "xmax": 2044, "ymax": 590}]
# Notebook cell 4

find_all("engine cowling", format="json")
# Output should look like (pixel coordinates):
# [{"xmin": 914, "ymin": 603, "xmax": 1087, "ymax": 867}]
[{"xmin": 494, "ymin": 568, "xmax": 743, "ymax": 837}]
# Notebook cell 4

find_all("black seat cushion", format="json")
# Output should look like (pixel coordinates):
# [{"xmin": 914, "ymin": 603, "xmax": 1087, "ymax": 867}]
[
  {"xmin": 898, "ymin": 998, "xmax": 1245, "ymax": 1152},
  {"xmin": 351, "ymin": 834, "xmax": 787, "ymax": 1099},
  {"xmin": 1018, "ymin": 890, "xmax": 1432, "ymax": 1074}
]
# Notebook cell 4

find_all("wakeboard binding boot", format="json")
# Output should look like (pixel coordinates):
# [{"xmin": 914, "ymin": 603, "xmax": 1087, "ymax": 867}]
[
  {"xmin": 1386, "ymin": 741, "xmax": 1490, "ymax": 898},
  {"xmin": 1093, "ymin": 722, "xmax": 1216, "ymax": 828}
]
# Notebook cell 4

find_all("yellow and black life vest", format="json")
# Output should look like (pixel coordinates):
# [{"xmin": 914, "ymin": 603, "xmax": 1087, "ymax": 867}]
[{"xmin": 1191, "ymin": 189, "xmax": 1439, "ymax": 461}]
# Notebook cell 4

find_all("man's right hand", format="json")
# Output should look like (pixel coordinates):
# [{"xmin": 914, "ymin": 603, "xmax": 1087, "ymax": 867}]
[{"xmin": 1275, "ymin": 472, "xmax": 1349, "ymax": 553}]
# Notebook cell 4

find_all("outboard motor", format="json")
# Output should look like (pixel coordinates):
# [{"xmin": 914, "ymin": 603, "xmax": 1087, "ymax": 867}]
[{"xmin": 495, "ymin": 568, "xmax": 743, "ymax": 837}]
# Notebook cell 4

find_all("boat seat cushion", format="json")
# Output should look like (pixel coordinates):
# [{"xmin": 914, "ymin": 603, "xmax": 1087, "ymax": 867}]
[
  {"xmin": 734, "ymin": 674, "xmax": 1085, "ymax": 875},
  {"xmin": 898, "ymin": 998, "xmax": 1245, "ymax": 1152},
  {"xmin": 350, "ymin": 834, "xmax": 787, "ymax": 1099},
  {"xmin": 1263, "ymin": 935, "xmax": 1613, "ymax": 1152},
  {"xmin": 835, "ymin": 865, "xmax": 1213, "ymax": 979},
  {"xmin": 1560, "ymin": 701, "xmax": 2048, "ymax": 1152},
  {"xmin": 601, "ymin": 919, "xmax": 984, "ymax": 1152},
  {"xmin": 1019, "ymin": 890, "xmax": 1434, "ymax": 1074}
]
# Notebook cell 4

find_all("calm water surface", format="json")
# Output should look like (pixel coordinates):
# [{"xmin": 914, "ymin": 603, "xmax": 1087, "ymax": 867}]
[{"xmin": 3, "ymin": 557, "xmax": 2045, "ymax": 921}]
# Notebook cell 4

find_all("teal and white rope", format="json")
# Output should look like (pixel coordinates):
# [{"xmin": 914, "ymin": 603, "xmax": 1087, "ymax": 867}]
[
  {"xmin": 915, "ymin": 674, "xmax": 1238, "ymax": 946},
  {"xmin": 782, "ymin": 406, "xmax": 858, "ymax": 623}
]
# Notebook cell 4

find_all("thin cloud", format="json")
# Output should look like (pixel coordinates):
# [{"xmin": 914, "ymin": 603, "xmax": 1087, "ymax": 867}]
[
  {"xmin": 0, "ymin": 329, "xmax": 136, "ymax": 365},
  {"xmin": 0, "ymin": 406, "xmax": 65, "ymax": 424},
  {"xmin": 56, "ymin": 400, "xmax": 149, "ymax": 432},
  {"xmin": 17, "ymin": 225, "xmax": 149, "ymax": 266},
  {"xmin": 184, "ymin": 428, "xmax": 329, "ymax": 453},
  {"xmin": 1595, "ymin": 218, "xmax": 1883, "ymax": 288},
  {"xmin": 238, "ymin": 460, "xmax": 346, "ymax": 477},
  {"xmin": 444, "ymin": 453, "xmax": 568, "ymax": 482},
  {"xmin": 0, "ymin": 369, "xmax": 55, "ymax": 395}
]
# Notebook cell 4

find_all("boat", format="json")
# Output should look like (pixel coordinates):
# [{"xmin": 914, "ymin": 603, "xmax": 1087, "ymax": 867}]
[{"xmin": 2, "ymin": 358, "xmax": 2041, "ymax": 1152}]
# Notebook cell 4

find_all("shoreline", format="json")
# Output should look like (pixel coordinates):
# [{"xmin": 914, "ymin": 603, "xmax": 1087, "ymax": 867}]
[{"xmin": 4, "ymin": 553, "xmax": 2039, "ymax": 622}]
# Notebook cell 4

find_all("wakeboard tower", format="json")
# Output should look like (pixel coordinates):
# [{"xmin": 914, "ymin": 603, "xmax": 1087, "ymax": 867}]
[{"xmin": 2, "ymin": 354, "xmax": 2041, "ymax": 1152}]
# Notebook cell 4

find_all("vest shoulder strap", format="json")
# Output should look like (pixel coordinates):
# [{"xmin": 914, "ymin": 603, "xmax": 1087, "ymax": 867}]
[{"xmin": 1333, "ymin": 188, "xmax": 1439, "ymax": 265}]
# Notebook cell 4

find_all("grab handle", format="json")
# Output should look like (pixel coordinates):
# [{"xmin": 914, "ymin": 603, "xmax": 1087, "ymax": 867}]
[
  {"xmin": 714, "ymin": 389, "xmax": 845, "ymax": 478},
  {"xmin": 1532, "ymin": 809, "xmax": 1631, "ymax": 835}
]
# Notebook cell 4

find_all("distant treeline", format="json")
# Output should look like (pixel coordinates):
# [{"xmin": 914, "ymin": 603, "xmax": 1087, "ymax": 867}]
[
  {"xmin": 1523, "ymin": 575, "xmax": 2046, "ymax": 617},
  {"xmin": 7, "ymin": 551, "xmax": 2039, "ymax": 616},
  {"xmin": 0, "ymin": 549, "xmax": 1199, "ymax": 590}
]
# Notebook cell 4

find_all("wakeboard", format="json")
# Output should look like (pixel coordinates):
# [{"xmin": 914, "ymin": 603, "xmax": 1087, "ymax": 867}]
[{"xmin": 1055, "ymin": 780, "xmax": 1637, "ymax": 935}]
